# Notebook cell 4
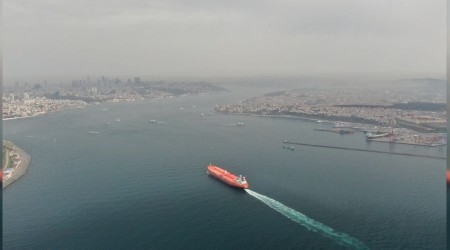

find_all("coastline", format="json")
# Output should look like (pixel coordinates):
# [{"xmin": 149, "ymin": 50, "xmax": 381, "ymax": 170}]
[
  {"xmin": 2, "ymin": 115, "xmax": 38, "ymax": 121},
  {"xmin": 216, "ymin": 111, "xmax": 447, "ymax": 147},
  {"xmin": 3, "ymin": 142, "xmax": 31, "ymax": 189},
  {"xmin": 366, "ymin": 138, "xmax": 447, "ymax": 147},
  {"xmin": 215, "ymin": 111, "xmax": 336, "ymax": 123}
]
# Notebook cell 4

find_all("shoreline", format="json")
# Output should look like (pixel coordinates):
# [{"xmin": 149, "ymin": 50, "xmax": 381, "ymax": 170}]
[
  {"xmin": 216, "ymin": 111, "xmax": 333, "ymax": 123},
  {"xmin": 367, "ymin": 138, "xmax": 447, "ymax": 147},
  {"xmin": 217, "ymin": 111, "xmax": 447, "ymax": 148},
  {"xmin": 3, "ymin": 115, "xmax": 38, "ymax": 121},
  {"xmin": 3, "ymin": 142, "xmax": 31, "ymax": 189}
]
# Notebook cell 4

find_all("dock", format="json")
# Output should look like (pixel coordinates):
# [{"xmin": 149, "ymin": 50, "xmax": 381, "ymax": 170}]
[
  {"xmin": 367, "ymin": 133, "xmax": 446, "ymax": 147},
  {"xmin": 283, "ymin": 141, "xmax": 446, "ymax": 160}
]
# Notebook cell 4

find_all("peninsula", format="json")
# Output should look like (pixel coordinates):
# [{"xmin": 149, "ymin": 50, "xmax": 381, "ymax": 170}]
[{"xmin": 3, "ymin": 141, "xmax": 31, "ymax": 189}]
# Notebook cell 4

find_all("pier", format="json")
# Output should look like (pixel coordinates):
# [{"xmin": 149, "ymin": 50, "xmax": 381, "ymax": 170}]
[{"xmin": 283, "ymin": 141, "xmax": 446, "ymax": 160}]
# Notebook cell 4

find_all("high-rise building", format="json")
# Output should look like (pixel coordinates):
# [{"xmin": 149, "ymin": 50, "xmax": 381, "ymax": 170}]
[{"xmin": 134, "ymin": 77, "xmax": 141, "ymax": 85}]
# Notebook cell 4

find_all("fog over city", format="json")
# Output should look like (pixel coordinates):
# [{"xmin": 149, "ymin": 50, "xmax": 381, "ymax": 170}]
[{"xmin": 4, "ymin": 0, "xmax": 446, "ymax": 83}]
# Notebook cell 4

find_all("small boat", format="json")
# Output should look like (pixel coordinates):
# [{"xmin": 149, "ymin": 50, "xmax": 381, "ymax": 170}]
[
  {"xmin": 116, "ymin": 118, "xmax": 121, "ymax": 122},
  {"xmin": 200, "ymin": 113, "xmax": 204, "ymax": 116},
  {"xmin": 88, "ymin": 131, "xmax": 100, "ymax": 134},
  {"xmin": 237, "ymin": 122, "xmax": 245, "ymax": 126},
  {"xmin": 150, "ymin": 120, "xmax": 157, "ymax": 123}
]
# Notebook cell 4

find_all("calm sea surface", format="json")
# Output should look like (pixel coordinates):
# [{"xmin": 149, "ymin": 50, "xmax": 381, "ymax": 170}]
[{"xmin": 3, "ymin": 86, "xmax": 446, "ymax": 249}]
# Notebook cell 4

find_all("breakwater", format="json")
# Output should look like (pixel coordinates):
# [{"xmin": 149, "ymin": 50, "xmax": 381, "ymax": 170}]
[{"xmin": 283, "ymin": 141, "xmax": 446, "ymax": 160}]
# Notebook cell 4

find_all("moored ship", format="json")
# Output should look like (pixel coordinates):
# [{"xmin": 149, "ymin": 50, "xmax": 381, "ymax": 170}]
[
  {"xmin": 365, "ymin": 131, "xmax": 392, "ymax": 139},
  {"xmin": 207, "ymin": 164, "xmax": 249, "ymax": 189}
]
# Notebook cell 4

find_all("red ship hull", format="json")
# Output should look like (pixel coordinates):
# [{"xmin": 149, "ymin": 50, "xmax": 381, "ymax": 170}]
[{"xmin": 207, "ymin": 164, "xmax": 249, "ymax": 189}]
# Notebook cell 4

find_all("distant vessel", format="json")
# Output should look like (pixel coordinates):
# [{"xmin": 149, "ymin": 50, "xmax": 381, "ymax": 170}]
[
  {"xmin": 88, "ymin": 131, "xmax": 99, "ymax": 134},
  {"xmin": 207, "ymin": 164, "xmax": 249, "ymax": 189},
  {"xmin": 237, "ymin": 122, "xmax": 245, "ymax": 126},
  {"xmin": 447, "ymin": 170, "xmax": 450, "ymax": 185},
  {"xmin": 365, "ymin": 131, "xmax": 391, "ymax": 139},
  {"xmin": 116, "ymin": 118, "xmax": 121, "ymax": 122},
  {"xmin": 200, "ymin": 113, "xmax": 204, "ymax": 116},
  {"xmin": 150, "ymin": 120, "xmax": 157, "ymax": 123},
  {"xmin": 283, "ymin": 145, "xmax": 295, "ymax": 150}
]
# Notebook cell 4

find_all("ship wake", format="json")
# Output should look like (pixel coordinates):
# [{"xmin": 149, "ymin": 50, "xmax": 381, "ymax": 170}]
[{"xmin": 245, "ymin": 189, "xmax": 369, "ymax": 250}]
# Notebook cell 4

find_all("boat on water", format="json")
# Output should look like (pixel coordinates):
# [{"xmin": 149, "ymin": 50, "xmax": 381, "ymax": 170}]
[
  {"xmin": 150, "ymin": 120, "xmax": 157, "ymax": 123},
  {"xmin": 207, "ymin": 164, "xmax": 249, "ymax": 189},
  {"xmin": 88, "ymin": 131, "xmax": 99, "ymax": 134},
  {"xmin": 237, "ymin": 122, "xmax": 245, "ymax": 126},
  {"xmin": 282, "ymin": 145, "xmax": 295, "ymax": 150},
  {"xmin": 365, "ymin": 131, "xmax": 391, "ymax": 139}
]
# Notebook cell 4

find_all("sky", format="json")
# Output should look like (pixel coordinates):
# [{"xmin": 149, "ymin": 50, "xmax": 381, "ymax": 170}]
[{"xmin": 3, "ymin": 0, "xmax": 447, "ymax": 81}]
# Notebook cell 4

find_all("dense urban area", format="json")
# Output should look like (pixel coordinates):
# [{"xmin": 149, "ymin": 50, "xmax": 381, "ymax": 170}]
[
  {"xmin": 2, "ymin": 76, "xmax": 227, "ymax": 120},
  {"xmin": 215, "ymin": 78, "xmax": 447, "ymax": 146},
  {"xmin": 216, "ymin": 79, "xmax": 445, "ymax": 130}
]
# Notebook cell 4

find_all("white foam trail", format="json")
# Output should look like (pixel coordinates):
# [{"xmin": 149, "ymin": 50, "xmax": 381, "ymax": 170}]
[{"xmin": 245, "ymin": 189, "xmax": 369, "ymax": 250}]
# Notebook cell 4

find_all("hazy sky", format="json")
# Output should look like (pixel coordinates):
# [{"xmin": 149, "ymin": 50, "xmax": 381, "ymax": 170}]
[{"xmin": 4, "ymin": 0, "xmax": 446, "ymax": 80}]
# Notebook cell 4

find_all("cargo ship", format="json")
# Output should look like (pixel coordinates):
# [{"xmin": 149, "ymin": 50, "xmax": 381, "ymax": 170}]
[
  {"xmin": 207, "ymin": 164, "xmax": 249, "ymax": 189},
  {"xmin": 447, "ymin": 170, "xmax": 450, "ymax": 185}
]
